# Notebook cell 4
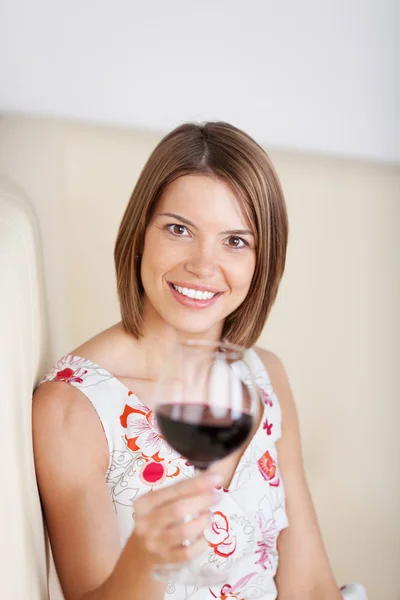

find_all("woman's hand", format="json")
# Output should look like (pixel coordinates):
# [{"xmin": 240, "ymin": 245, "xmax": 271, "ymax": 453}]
[
  {"xmin": 87, "ymin": 472, "xmax": 224, "ymax": 600},
  {"xmin": 132, "ymin": 471, "xmax": 222, "ymax": 565}
]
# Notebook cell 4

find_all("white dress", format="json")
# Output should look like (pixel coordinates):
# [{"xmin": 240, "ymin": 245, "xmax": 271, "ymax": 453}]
[{"xmin": 41, "ymin": 349, "xmax": 289, "ymax": 600}]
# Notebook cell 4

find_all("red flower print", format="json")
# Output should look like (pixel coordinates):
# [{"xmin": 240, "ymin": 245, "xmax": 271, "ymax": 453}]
[
  {"xmin": 263, "ymin": 419, "xmax": 273, "ymax": 435},
  {"xmin": 210, "ymin": 592, "xmax": 242, "ymax": 600},
  {"xmin": 139, "ymin": 461, "xmax": 167, "ymax": 486},
  {"xmin": 120, "ymin": 403, "xmax": 149, "ymax": 451},
  {"xmin": 120, "ymin": 403, "xmax": 146, "ymax": 428},
  {"xmin": 257, "ymin": 451, "xmax": 280, "ymax": 487},
  {"xmin": 205, "ymin": 511, "xmax": 237, "ymax": 558},
  {"xmin": 210, "ymin": 573, "xmax": 257, "ymax": 599},
  {"xmin": 261, "ymin": 389, "xmax": 273, "ymax": 407},
  {"xmin": 55, "ymin": 367, "xmax": 87, "ymax": 384},
  {"xmin": 120, "ymin": 394, "xmax": 180, "ymax": 463}
]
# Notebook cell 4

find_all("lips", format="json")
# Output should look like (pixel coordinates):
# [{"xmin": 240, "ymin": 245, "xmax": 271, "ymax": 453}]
[{"xmin": 167, "ymin": 282, "xmax": 223, "ymax": 309}]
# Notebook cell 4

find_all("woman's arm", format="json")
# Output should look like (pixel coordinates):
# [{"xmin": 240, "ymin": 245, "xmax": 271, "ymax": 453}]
[
  {"xmin": 33, "ymin": 381, "xmax": 165, "ymax": 600},
  {"xmin": 81, "ymin": 534, "xmax": 161, "ymax": 600},
  {"xmin": 257, "ymin": 349, "xmax": 342, "ymax": 600},
  {"xmin": 33, "ymin": 381, "xmax": 218, "ymax": 600}
]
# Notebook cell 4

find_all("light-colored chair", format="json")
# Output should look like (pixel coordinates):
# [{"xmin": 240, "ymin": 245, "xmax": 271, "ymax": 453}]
[{"xmin": 0, "ymin": 175, "xmax": 48, "ymax": 598}]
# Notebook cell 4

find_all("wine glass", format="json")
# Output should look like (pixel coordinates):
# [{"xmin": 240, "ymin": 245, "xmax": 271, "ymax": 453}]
[{"xmin": 151, "ymin": 340, "xmax": 261, "ymax": 585}]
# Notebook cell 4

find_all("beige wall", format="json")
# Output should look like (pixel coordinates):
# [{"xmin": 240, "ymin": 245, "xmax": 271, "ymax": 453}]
[{"xmin": 0, "ymin": 116, "xmax": 399, "ymax": 599}]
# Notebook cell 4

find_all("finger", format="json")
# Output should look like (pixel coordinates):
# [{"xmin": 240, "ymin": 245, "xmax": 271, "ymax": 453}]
[
  {"xmin": 170, "ymin": 535, "xmax": 210, "ymax": 563},
  {"xmin": 157, "ymin": 510, "xmax": 212, "ymax": 551},
  {"xmin": 154, "ymin": 490, "xmax": 220, "ymax": 530},
  {"xmin": 155, "ymin": 527, "xmax": 211, "ymax": 564},
  {"xmin": 135, "ymin": 471, "xmax": 222, "ymax": 515},
  {"xmin": 134, "ymin": 489, "xmax": 220, "ymax": 535}
]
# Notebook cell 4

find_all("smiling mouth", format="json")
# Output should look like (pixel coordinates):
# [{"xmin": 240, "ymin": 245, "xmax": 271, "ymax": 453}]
[{"xmin": 168, "ymin": 282, "xmax": 222, "ymax": 301}]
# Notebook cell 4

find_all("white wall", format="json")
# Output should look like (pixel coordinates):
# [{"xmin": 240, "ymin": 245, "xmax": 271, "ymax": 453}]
[{"xmin": 0, "ymin": 0, "xmax": 399, "ymax": 163}]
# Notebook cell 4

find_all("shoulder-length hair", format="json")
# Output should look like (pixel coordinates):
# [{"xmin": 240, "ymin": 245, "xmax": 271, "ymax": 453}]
[{"xmin": 114, "ymin": 122, "xmax": 288, "ymax": 348}]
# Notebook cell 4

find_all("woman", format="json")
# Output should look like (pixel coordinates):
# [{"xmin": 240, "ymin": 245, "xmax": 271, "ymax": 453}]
[{"xmin": 33, "ymin": 122, "xmax": 345, "ymax": 600}]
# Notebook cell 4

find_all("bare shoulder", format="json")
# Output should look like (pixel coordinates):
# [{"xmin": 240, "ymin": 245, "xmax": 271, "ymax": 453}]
[
  {"xmin": 71, "ymin": 321, "xmax": 123, "ymax": 362},
  {"xmin": 254, "ymin": 347, "xmax": 292, "ymax": 395},
  {"xmin": 254, "ymin": 347, "xmax": 298, "ymax": 429},
  {"xmin": 32, "ymin": 321, "xmax": 129, "ymax": 475},
  {"xmin": 32, "ymin": 323, "xmax": 121, "ymax": 454},
  {"xmin": 254, "ymin": 347, "xmax": 285, "ymax": 375},
  {"xmin": 71, "ymin": 321, "xmax": 136, "ymax": 374},
  {"xmin": 33, "ymin": 380, "xmax": 109, "ymax": 474},
  {"xmin": 33, "ymin": 379, "xmax": 101, "ymax": 422}
]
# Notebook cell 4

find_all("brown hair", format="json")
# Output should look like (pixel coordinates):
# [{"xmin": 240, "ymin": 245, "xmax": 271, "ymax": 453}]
[{"xmin": 114, "ymin": 122, "xmax": 288, "ymax": 348}]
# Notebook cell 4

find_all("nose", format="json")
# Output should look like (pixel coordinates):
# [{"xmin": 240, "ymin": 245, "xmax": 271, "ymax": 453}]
[{"xmin": 184, "ymin": 241, "xmax": 217, "ymax": 279}]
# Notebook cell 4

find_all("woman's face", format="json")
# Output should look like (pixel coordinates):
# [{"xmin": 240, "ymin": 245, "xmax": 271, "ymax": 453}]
[{"xmin": 141, "ymin": 174, "xmax": 256, "ymax": 339}]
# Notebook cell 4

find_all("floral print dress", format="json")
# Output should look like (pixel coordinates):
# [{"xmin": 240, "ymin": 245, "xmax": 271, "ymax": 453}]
[{"xmin": 41, "ymin": 349, "xmax": 288, "ymax": 600}]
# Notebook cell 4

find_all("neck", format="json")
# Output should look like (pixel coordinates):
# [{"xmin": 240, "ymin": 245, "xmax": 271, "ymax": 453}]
[{"xmin": 132, "ymin": 298, "xmax": 224, "ymax": 378}]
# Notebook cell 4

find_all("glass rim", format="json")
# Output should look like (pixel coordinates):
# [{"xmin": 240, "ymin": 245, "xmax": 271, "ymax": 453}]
[
  {"xmin": 174, "ymin": 339, "xmax": 246, "ymax": 352},
  {"xmin": 171, "ymin": 339, "xmax": 247, "ymax": 360}
]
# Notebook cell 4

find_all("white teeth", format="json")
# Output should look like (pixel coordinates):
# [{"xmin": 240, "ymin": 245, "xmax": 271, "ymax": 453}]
[{"xmin": 172, "ymin": 285, "xmax": 216, "ymax": 301}]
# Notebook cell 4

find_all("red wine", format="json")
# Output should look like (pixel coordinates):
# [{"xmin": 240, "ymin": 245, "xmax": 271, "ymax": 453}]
[{"xmin": 156, "ymin": 403, "xmax": 253, "ymax": 470}]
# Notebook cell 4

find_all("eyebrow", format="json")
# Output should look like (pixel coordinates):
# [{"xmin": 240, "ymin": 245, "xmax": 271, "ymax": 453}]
[{"xmin": 158, "ymin": 212, "xmax": 254, "ymax": 237}]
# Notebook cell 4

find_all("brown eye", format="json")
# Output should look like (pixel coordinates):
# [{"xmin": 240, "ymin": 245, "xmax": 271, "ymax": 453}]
[
  {"xmin": 168, "ymin": 224, "xmax": 188, "ymax": 236},
  {"xmin": 227, "ymin": 236, "xmax": 245, "ymax": 248}
]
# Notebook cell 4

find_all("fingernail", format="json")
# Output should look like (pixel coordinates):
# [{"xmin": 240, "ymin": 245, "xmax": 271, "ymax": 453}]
[{"xmin": 206, "ymin": 473, "xmax": 223, "ymax": 486}]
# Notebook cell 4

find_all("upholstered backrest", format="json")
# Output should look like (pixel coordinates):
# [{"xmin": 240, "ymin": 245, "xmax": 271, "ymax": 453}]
[{"xmin": 0, "ymin": 175, "xmax": 48, "ymax": 598}]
